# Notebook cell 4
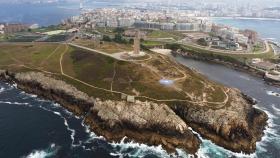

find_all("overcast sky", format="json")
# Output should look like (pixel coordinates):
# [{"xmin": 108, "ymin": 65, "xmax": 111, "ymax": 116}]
[{"xmin": 1, "ymin": 0, "xmax": 280, "ymax": 6}]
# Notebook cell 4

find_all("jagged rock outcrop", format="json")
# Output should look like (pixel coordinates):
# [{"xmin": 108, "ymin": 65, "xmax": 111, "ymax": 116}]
[
  {"xmin": 85, "ymin": 99, "xmax": 200, "ymax": 153},
  {"xmin": 171, "ymin": 88, "xmax": 268, "ymax": 153},
  {"xmin": 12, "ymin": 71, "xmax": 93, "ymax": 115}
]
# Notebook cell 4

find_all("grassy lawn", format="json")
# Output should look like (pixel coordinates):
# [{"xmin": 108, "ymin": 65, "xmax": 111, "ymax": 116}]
[
  {"xmin": 0, "ymin": 33, "xmax": 43, "ymax": 42},
  {"xmin": 142, "ymin": 40, "xmax": 164, "ymax": 47},
  {"xmin": 0, "ymin": 34, "xmax": 8, "ymax": 42},
  {"xmin": 0, "ymin": 43, "xmax": 59, "ymax": 66},
  {"xmin": 147, "ymin": 30, "xmax": 184, "ymax": 41},
  {"xmin": 181, "ymin": 43, "xmax": 275, "ymax": 63},
  {"xmin": 62, "ymin": 48, "xmax": 188, "ymax": 100},
  {"xmin": 252, "ymin": 44, "xmax": 264, "ymax": 53},
  {"xmin": 95, "ymin": 27, "xmax": 116, "ymax": 36},
  {"xmin": 74, "ymin": 39, "xmax": 133, "ymax": 54},
  {"xmin": 0, "ymin": 43, "xmax": 232, "ymax": 109},
  {"xmin": 31, "ymin": 25, "xmax": 67, "ymax": 33},
  {"xmin": 44, "ymin": 34, "xmax": 71, "ymax": 42}
]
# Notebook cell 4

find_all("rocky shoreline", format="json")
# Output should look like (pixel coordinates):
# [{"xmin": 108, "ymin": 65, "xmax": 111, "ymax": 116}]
[
  {"xmin": 0, "ymin": 70, "xmax": 268, "ymax": 155},
  {"xmin": 170, "ymin": 89, "xmax": 267, "ymax": 153},
  {"xmin": 0, "ymin": 70, "xmax": 200, "ymax": 154}
]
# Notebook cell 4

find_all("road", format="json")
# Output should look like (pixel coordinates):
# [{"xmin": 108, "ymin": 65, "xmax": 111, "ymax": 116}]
[
  {"xmin": 0, "ymin": 40, "xmax": 230, "ymax": 108},
  {"xmin": 149, "ymin": 38, "xmax": 272, "ymax": 55}
]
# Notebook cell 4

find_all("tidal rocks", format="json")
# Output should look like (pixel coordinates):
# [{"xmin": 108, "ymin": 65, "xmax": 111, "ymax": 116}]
[
  {"xmin": 85, "ymin": 99, "xmax": 200, "ymax": 153},
  {"xmin": 171, "ymin": 88, "xmax": 268, "ymax": 153}
]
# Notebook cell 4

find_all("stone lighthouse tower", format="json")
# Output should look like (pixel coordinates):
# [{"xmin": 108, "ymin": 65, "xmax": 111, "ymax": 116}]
[{"xmin": 134, "ymin": 30, "xmax": 140, "ymax": 55}]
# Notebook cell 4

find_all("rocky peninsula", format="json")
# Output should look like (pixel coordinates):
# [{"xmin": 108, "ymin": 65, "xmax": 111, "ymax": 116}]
[
  {"xmin": 0, "ymin": 70, "xmax": 268, "ymax": 155},
  {"xmin": 0, "ymin": 70, "xmax": 200, "ymax": 154}
]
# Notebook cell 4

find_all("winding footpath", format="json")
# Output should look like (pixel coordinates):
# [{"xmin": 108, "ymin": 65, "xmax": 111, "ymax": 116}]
[
  {"xmin": 60, "ymin": 43, "xmax": 230, "ymax": 109},
  {"xmin": 0, "ymin": 41, "xmax": 230, "ymax": 108}
]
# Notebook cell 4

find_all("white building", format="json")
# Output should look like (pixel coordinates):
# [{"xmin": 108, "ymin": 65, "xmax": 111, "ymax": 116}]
[
  {"xmin": 106, "ymin": 19, "xmax": 118, "ymax": 27},
  {"xmin": 216, "ymin": 28, "xmax": 234, "ymax": 40},
  {"xmin": 192, "ymin": 23, "xmax": 201, "ymax": 32},
  {"xmin": 234, "ymin": 33, "xmax": 249, "ymax": 45},
  {"xmin": 160, "ymin": 23, "xmax": 175, "ymax": 30},
  {"xmin": 201, "ymin": 22, "xmax": 213, "ymax": 32},
  {"xmin": 175, "ymin": 23, "xmax": 192, "ymax": 31},
  {"xmin": 118, "ymin": 18, "xmax": 135, "ymax": 27},
  {"xmin": 134, "ymin": 21, "xmax": 161, "ymax": 30},
  {"xmin": 0, "ymin": 24, "xmax": 4, "ymax": 34}
]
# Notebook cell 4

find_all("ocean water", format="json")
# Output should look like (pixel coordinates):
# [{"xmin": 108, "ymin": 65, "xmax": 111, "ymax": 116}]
[
  {"xmin": 212, "ymin": 17, "xmax": 280, "ymax": 43},
  {"xmin": 0, "ymin": 82, "xmax": 189, "ymax": 158},
  {"xmin": 0, "ymin": 3, "xmax": 79, "ymax": 26},
  {"xmin": 0, "ymin": 1, "xmax": 133, "ymax": 26}
]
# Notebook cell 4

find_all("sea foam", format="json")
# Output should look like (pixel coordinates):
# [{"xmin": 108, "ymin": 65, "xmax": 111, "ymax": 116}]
[
  {"xmin": 24, "ymin": 143, "xmax": 58, "ymax": 158},
  {"xmin": 266, "ymin": 91, "xmax": 280, "ymax": 98},
  {"xmin": 109, "ymin": 137, "xmax": 191, "ymax": 158},
  {"xmin": 0, "ymin": 87, "xmax": 5, "ymax": 93},
  {"xmin": 38, "ymin": 105, "xmax": 78, "ymax": 147}
]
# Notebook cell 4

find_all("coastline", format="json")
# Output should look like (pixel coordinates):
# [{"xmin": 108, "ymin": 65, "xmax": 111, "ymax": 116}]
[
  {"xmin": 0, "ymin": 70, "xmax": 201, "ymax": 155},
  {"xmin": 209, "ymin": 17, "xmax": 280, "ymax": 44},
  {"xmin": 0, "ymin": 68, "xmax": 269, "ymax": 155},
  {"xmin": 208, "ymin": 16, "xmax": 280, "ymax": 21}
]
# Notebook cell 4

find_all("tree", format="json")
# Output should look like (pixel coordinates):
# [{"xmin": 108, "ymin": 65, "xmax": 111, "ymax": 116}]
[
  {"xmin": 197, "ymin": 38, "xmax": 208, "ymax": 46},
  {"xmin": 113, "ymin": 27, "xmax": 125, "ymax": 34},
  {"xmin": 165, "ymin": 43, "xmax": 181, "ymax": 50},
  {"xmin": 102, "ymin": 35, "xmax": 112, "ymax": 42},
  {"xmin": 114, "ymin": 33, "xmax": 127, "ymax": 44}
]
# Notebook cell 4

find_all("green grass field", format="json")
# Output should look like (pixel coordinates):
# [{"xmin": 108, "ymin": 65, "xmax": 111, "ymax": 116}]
[
  {"xmin": 165, "ymin": 43, "xmax": 275, "ymax": 63},
  {"xmin": 74, "ymin": 39, "xmax": 133, "ymax": 54},
  {"xmin": 147, "ymin": 30, "xmax": 185, "ymax": 41},
  {"xmin": 142, "ymin": 40, "xmax": 164, "ymax": 47},
  {"xmin": 0, "ymin": 42, "xmax": 232, "ymax": 109}
]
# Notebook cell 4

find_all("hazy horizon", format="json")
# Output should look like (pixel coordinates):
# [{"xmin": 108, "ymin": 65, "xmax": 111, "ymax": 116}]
[{"xmin": 0, "ymin": 0, "xmax": 280, "ymax": 7}]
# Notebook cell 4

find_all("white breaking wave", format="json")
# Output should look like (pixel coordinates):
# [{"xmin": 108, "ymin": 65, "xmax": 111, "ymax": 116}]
[
  {"xmin": 187, "ymin": 126, "xmax": 257, "ymax": 158},
  {"xmin": 63, "ymin": 116, "xmax": 76, "ymax": 147},
  {"xmin": 272, "ymin": 104, "xmax": 280, "ymax": 113},
  {"xmin": 23, "ymin": 143, "xmax": 58, "ymax": 158},
  {"xmin": 25, "ymin": 150, "xmax": 49, "ymax": 158},
  {"xmin": 12, "ymin": 83, "xmax": 17, "ymax": 88},
  {"xmin": 51, "ymin": 103, "xmax": 60, "ymax": 108},
  {"xmin": 253, "ymin": 104, "xmax": 280, "ymax": 156},
  {"xmin": 0, "ymin": 101, "xmax": 30, "ymax": 106},
  {"xmin": 0, "ymin": 87, "xmax": 5, "ymax": 93},
  {"xmin": 266, "ymin": 91, "xmax": 280, "ymax": 98},
  {"xmin": 30, "ymin": 94, "xmax": 38, "ymax": 98},
  {"xmin": 81, "ymin": 120, "xmax": 105, "ymax": 146},
  {"xmin": 39, "ymin": 105, "xmax": 78, "ymax": 147},
  {"xmin": 109, "ymin": 137, "xmax": 189, "ymax": 158}
]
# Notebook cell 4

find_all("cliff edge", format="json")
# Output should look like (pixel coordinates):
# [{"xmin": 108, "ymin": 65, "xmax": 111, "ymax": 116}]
[{"xmin": 0, "ymin": 70, "xmax": 267, "ymax": 155}]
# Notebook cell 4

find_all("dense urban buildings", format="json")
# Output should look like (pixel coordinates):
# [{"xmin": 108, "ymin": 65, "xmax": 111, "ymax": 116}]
[
  {"xmin": 0, "ymin": 23, "xmax": 29, "ymax": 34},
  {"xmin": 65, "ymin": 8, "xmax": 259, "ymax": 51}
]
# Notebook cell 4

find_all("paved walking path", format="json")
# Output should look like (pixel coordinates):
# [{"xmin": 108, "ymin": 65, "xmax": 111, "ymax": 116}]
[{"xmin": 60, "ymin": 43, "xmax": 229, "ymax": 108}]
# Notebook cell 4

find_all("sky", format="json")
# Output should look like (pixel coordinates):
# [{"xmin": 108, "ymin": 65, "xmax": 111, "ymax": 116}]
[{"xmin": 0, "ymin": 0, "xmax": 279, "ymax": 7}]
